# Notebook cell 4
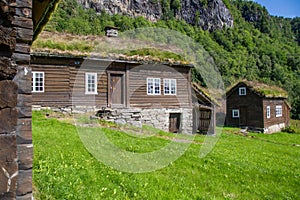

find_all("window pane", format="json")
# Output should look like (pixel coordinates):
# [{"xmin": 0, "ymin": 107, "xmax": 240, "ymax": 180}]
[
  {"xmin": 147, "ymin": 78, "xmax": 160, "ymax": 95},
  {"xmin": 275, "ymin": 106, "xmax": 282, "ymax": 117},
  {"xmin": 32, "ymin": 72, "xmax": 44, "ymax": 92},
  {"xmin": 164, "ymin": 79, "xmax": 176, "ymax": 95},
  {"xmin": 86, "ymin": 73, "xmax": 97, "ymax": 94},
  {"xmin": 232, "ymin": 109, "xmax": 239, "ymax": 118},
  {"xmin": 239, "ymin": 87, "xmax": 246, "ymax": 95},
  {"xmin": 267, "ymin": 106, "xmax": 270, "ymax": 118},
  {"xmin": 171, "ymin": 80, "xmax": 176, "ymax": 94},
  {"xmin": 154, "ymin": 79, "xmax": 160, "ymax": 94},
  {"xmin": 147, "ymin": 78, "xmax": 153, "ymax": 94}
]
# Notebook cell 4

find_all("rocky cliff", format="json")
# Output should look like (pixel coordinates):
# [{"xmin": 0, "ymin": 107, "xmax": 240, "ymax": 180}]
[{"xmin": 77, "ymin": 0, "xmax": 233, "ymax": 31}]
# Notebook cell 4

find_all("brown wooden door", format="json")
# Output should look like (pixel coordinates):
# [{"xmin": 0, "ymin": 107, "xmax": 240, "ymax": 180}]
[
  {"xmin": 240, "ymin": 106, "xmax": 247, "ymax": 127},
  {"xmin": 110, "ymin": 74, "xmax": 124, "ymax": 106},
  {"xmin": 169, "ymin": 113, "xmax": 181, "ymax": 133},
  {"xmin": 199, "ymin": 109, "xmax": 211, "ymax": 132}
]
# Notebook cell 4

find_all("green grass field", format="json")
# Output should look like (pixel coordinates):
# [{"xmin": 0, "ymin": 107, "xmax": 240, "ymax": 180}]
[{"xmin": 32, "ymin": 111, "xmax": 300, "ymax": 199}]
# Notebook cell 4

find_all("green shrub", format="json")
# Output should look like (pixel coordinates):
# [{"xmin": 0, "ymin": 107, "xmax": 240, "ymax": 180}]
[{"xmin": 282, "ymin": 126, "xmax": 299, "ymax": 134}]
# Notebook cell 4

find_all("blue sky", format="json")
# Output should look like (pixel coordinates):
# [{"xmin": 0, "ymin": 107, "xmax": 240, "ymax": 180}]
[{"xmin": 254, "ymin": 0, "xmax": 300, "ymax": 18}]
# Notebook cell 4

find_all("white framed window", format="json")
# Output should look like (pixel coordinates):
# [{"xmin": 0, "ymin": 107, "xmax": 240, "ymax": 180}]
[
  {"xmin": 32, "ymin": 71, "xmax": 44, "ymax": 92},
  {"xmin": 239, "ymin": 87, "xmax": 246, "ymax": 96},
  {"xmin": 147, "ymin": 78, "xmax": 161, "ymax": 95},
  {"xmin": 164, "ymin": 79, "xmax": 176, "ymax": 95},
  {"xmin": 232, "ymin": 109, "xmax": 240, "ymax": 118},
  {"xmin": 275, "ymin": 105, "xmax": 282, "ymax": 117},
  {"xmin": 266, "ymin": 106, "xmax": 271, "ymax": 119},
  {"xmin": 85, "ymin": 73, "xmax": 98, "ymax": 94}
]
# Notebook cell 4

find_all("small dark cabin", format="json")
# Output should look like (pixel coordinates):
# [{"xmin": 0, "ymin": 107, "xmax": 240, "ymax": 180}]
[{"xmin": 226, "ymin": 80, "xmax": 290, "ymax": 133}]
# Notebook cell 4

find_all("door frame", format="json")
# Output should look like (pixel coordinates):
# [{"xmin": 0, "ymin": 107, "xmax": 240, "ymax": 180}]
[
  {"xmin": 169, "ymin": 113, "xmax": 182, "ymax": 133},
  {"xmin": 107, "ymin": 71, "xmax": 126, "ymax": 108}
]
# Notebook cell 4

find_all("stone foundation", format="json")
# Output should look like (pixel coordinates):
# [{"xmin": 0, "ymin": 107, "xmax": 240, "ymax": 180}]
[
  {"xmin": 141, "ymin": 108, "xmax": 193, "ymax": 134},
  {"xmin": 98, "ymin": 108, "xmax": 142, "ymax": 128},
  {"xmin": 34, "ymin": 106, "xmax": 194, "ymax": 134},
  {"xmin": 264, "ymin": 123, "xmax": 286, "ymax": 134},
  {"xmin": 98, "ymin": 107, "xmax": 193, "ymax": 134}
]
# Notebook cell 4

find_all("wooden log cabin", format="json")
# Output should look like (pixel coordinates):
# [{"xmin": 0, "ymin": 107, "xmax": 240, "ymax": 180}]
[
  {"xmin": 30, "ymin": 53, "xmax": 217, "ymax": 134},
  {"xmin": 226, "ymin": 80, "xmax": 290, "ymax": 133}
]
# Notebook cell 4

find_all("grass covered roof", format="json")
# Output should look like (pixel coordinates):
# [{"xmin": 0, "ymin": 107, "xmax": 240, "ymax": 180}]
[
  {"xmin": 31, "ymin": 31, "xmax": 191, "ymax": 65},
  {"xmin": 228, "ymin": 80, "xmax": 288, "ymax": 98}
]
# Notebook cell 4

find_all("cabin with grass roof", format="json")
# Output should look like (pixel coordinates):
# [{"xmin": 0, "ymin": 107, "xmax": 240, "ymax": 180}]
[
  {"xmin": 226, "ymin": 80, "xmax": 290, "ymax": 133},
  {"xmin": 31, "ymin": 53, "xmax": 198, "ymax": 134},
  {"xmin": 30, "ymin": 52, "xmax": 218, "ymax": 134}
]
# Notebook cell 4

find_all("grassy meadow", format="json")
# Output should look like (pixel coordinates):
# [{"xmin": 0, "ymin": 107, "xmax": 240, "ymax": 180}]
[{"xmin": 32, "ymin": 111, "xmax": 300, "ymax": 199}]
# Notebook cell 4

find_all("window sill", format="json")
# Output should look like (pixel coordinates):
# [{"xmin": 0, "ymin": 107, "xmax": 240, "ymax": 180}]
[{"xmin": 85, "ymin": 93, "xmax": 98, "ymax": 95}]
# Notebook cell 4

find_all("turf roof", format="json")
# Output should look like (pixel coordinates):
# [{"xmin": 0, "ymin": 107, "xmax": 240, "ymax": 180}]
[{"xmin": 227, "ymin": 80, "xmax": 288, "ymax": 98}]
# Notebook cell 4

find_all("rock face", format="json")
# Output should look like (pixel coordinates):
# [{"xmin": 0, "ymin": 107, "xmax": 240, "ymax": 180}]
[
  {"xmin": 179, "ymin": 0, "xmax": 233, "ymax": 30},
  {"xmin": 77, "ymin": 0, "xmax": 234, "ymax": 31}
]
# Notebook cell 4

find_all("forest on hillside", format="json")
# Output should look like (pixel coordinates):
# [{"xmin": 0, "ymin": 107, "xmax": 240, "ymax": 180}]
[{"xmin": 42, "ymin": 0, "xmax": 300, "ymax": 119}]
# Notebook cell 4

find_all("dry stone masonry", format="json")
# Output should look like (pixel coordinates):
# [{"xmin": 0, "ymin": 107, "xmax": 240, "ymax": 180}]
[
  {"xmin": 141, "ymin": 108, "xmax": 193, "ymax": 134},
  {"xmin": 97, "ymin": 108, "xmax": 193, "ymax": 134}
]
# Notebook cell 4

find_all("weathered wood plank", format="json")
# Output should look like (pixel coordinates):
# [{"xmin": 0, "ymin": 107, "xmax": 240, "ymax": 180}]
[
  {"xmin": 14, "ymin": 66, "xmax": 31, "ymax": 94},
  {"xmin": 0, "ymin": 135, "xmax": 17, "ymax": 196},
  {"xmin": 12, "ymin": 53, "xmax": 30, "ymax": 63},
  {"xmin": 15, "ymin": 43, "xmax": 30, "ymax": 54},
  {"xmin": 0, "ymin": 108, "xmax": 18, "ymax": 134},
  {"xmin": 15, "ymin": 8, "xmax": 32, "ymax": 18},
  {"xmin": 17, "ymin": 94, "xmax": 31, "ymax": 118},
  {"xmin": 0, "ymin": 26, "xmax": 16, "ymax": 50},
  {"xmin": 15, "ymin": 0, "xmax": 32, "ymax": 8},
  {"xmin": 16, "ymin": 169, "xmax": 32, "ymax": 196},
  {"xmin": 16, "ymin": 27, "xmax": 33, "ymax": 43},
  {"xmin": 18, "ymin": 144, "xmax": 32, "ymax": 170},
  {"xmin": 16, "ymin": 118, "xmax": 31, "ymax": 144},
  {"xmin": 12, "ymin": 16, "xmax": 33, "ymax": 29},
  {"xmin": 0, "ymin": 80, "xmax": 18, "ymax": 109}
]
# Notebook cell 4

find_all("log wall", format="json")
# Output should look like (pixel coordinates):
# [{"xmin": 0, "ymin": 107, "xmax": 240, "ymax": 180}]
[
  {"xmin": 0, "ymin": 0, "xmax": 33, "ymax": 199},
  {"xmin": 129, "ymin": 64, "xmax": 191, "ymax": 108},
  {"xmin": 226, "ymin": 83, "xmax": 264, "ymax": 128},
  {"xmin": 263, "ymin": 99, "xmax": 290, "ymax": 130},
  {"xmin": 31, "ymin": 58, "xmax": 193, "ymax": 111}
]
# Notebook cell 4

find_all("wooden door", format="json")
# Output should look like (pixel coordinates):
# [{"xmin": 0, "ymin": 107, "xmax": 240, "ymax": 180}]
[
  {"xmin": 199, "ymin": 109, "xmax": 211, "ymax": 132},
  {"xmin": 169, "ymin": 113, "xmax": 181, "ymax": 133},
  {"xmin": 240, "ymin": 106, "xmax": 247, "ymax": 127},
  {"xmin": 110, "ymin": 74, "xmax": 124, "ymax": 106}
]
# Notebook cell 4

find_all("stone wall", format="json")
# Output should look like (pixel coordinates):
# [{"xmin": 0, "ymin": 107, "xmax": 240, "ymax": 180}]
[
  {"xmin": 0, "ymin": 0, "xmax": 33, "ymax": 199},
  {"xmin": 98, "ymin": 107, "xmax": 193, "ymax": 134},
  {"xmin": 34, "ymin": 106, "xmax": 194, "ymax": 134},
  {"xmin": 34, "ymin": 106, "xmax": 194, "ymax": 133},
  {"xmin": 141, "ymin": 108, "xmax": 193, "ymax": 134},
  {"xmin": 98, "ymin": 108, "xmax": 142, "ymax": 128},
  {"xmin": 264, "ymin": 123, "xmax": 286, "ymax": 134}
]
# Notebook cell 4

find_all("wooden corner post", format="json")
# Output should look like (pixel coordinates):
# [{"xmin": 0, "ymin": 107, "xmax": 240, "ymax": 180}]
[{"xmin": 0, "ymin": 0, "xmax": 33, "ymax": 199}]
